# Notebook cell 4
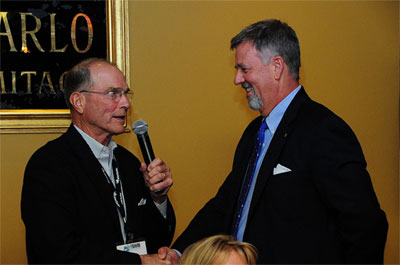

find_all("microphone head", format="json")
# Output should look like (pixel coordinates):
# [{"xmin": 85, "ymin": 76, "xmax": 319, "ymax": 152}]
[{"xmin": 132, "ymin": 120, "xmax": 148, "ymax": 135}]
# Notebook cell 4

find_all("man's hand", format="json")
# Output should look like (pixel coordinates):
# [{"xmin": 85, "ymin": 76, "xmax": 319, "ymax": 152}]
[
  {"xmin": 158, "ymin": 247, "xmax": 180, "ymax": 265},
  {"xmin": 140, "ymin": 247, "xmax": 179, "ymax": 265},
  {"xmin": 140, "ymin": 254, "xmax": 170, "ymax": 265},
  {"xmin": 140, "ymin": 158, "xmax": 173, "ymax": 203}
]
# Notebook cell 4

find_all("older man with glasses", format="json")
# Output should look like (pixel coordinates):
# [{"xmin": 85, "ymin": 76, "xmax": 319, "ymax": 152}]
[{"xmin": 21, "ymin": 58, "xmax": 176, "ymax": 265}]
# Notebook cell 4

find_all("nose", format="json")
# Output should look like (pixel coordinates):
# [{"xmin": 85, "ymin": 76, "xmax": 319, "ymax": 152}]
[
  {"xmin": 234, "ymin": 70, "xmax": 245, "ymax": 85},
  {"xmin": 119, "ymin": 93, "xmax": 131, "ymax": 109}
]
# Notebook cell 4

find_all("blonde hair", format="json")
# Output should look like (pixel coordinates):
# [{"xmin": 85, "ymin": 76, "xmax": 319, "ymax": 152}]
[{"xmin": 179, "ymin": 235, "xmax": 258, "ymax": 265}]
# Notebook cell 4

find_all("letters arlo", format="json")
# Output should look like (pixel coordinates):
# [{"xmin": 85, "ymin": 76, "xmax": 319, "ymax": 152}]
[{"xmin": 0, "ymin": 11, "xmax": 94, "ymax": 95}]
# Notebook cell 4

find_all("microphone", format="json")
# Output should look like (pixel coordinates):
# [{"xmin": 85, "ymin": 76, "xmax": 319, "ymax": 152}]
[
  {"xmin": 132, "ymin": 120, "xmax": 155, "ymax": 165},
  {"xmin": 132, "ymin": 120, "xmax": 164, "ymax": 194}
]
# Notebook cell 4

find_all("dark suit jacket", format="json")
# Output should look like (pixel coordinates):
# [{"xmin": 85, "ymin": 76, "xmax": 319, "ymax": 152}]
[
  {"xmin": 173, "ymin": 87, "xmax": 388, "ymax": 264},
  {"xmin": 21, "ymin": 125, "xmax": 175, "ymax": 264}
]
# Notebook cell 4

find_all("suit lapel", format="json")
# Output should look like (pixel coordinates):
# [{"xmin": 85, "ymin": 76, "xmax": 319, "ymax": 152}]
[
  {"xmin": 247, "ymin": 88, "xmax": 310, "ymax": 221},
  {"xmin": 63, "ymin": 125, "xmax": 122, "ymax": 232}
]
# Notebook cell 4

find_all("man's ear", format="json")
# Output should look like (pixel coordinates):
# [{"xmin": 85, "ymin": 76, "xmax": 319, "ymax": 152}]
[
  {"xmin": 70, "ymin": 92, "xmax": 85, "ymax": 114},
  {"xmin": 271, "ymin": 56, "xmax": 285, "ymax": 80}
]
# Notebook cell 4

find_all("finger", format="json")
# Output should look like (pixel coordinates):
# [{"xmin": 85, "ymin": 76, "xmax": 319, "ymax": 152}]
[
  {"xmin": 147, "ymin": 172, "xmax": 167, "ymax": 185},
  {"xmin": 147, "ymin": 164, "xmax": 169, "ymax": 177},
  {"xmin": 158, "ymin": 247, "xmax": 168, "ymax": 260},
  {"xmin": 167, "ymin": 250, "xmax": 180, "ymax": 265},
  {"xmin": 147, "ymin": 168, "xmax": 171, "ymax": 185},
  {"xmin": 140, "ymin": 162, "xmax": 148, "ymax": 173},
  {"xmin": 149, "ymin": 177, "xmax": 173, "ymax": 193},
  {"xmin": 146, "ymin": 173, "xmax": 161, "ymax": 186},
  {"xmin": 148, "ymin": 172, "xmax": 170, "ymax": 187},
  {"xmin": 146, "ymin": 166, "xmax": 162, "ymax": 178},
  {"xmin": 147, "ymin": 157, "xmax": 165, "ymax": 171}
]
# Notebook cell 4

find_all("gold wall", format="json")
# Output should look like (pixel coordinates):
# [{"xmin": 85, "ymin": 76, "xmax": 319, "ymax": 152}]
[{"xmin": 1, "ymin": 1, "xmax": 398, "ymax": 264}]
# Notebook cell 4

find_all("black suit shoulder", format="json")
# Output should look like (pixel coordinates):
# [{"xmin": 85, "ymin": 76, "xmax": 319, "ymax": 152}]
[
  {"xmin": 293, "ymin": 95, "xmax": 368, "ymax": 165},
  {"xmin": 298, "ymin": 96, "xmax": 356, "ymax": 132},
  {"xmin": 22, "ymin": 129, "xmax": 85, "ymax": 203}
]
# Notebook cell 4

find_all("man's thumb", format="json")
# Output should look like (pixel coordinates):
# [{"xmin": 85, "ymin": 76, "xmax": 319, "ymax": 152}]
[{"xmin": 158, "ymin": 247, "xmax": 167, "ymax": 259}]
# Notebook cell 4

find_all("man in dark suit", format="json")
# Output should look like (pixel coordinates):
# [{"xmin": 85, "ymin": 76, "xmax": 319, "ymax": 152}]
[
  {"xmin": 21, "ymin": 58, "xmax": 176, "ymax": 264},
  {"xmin": 170, "ymin": 19, "xmax": 388, "ymax": 264}
]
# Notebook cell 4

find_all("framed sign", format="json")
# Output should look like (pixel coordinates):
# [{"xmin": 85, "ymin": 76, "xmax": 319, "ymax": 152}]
[{"xmin": 0, "ymin": 0, "xmax": 130, "ymax": 133}]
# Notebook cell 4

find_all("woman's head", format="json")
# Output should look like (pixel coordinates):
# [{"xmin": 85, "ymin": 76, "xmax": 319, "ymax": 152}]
[{"xmin": 179, "ymin": 235, "xmax": 258, "ymax": 265}]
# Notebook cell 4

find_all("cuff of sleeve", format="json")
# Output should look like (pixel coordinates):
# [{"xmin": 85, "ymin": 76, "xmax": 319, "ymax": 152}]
[{"xmin": 173, "ymin": 249, "xmax": 182, "ymax": 257}]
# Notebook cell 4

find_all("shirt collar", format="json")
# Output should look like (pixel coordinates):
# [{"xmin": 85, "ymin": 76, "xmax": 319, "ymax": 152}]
[
  {"xmin": 264, "ymin": 85, "xmax": 301, "ymax": 134},
  {"xmin": 73, "ymin": 125, "xmax": 118, "ymax": 161}
]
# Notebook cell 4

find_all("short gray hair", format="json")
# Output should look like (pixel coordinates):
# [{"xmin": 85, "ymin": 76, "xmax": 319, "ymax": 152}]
[
  {"xmin": 231, "ymin": 19, "xmax": 301, "ymax": 81},
  {"xmin": 63, "ymin": 58, "xmax": 112, "ymax": 109}
]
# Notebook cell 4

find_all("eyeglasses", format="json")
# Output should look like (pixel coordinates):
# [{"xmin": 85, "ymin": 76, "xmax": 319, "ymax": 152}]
[{"xmin": 80, "ymin": 87, "xmax": 134, "ymax": 102}]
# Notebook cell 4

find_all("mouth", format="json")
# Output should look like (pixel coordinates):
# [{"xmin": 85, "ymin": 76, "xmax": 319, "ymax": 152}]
[
  {"xmin": 242, "ymin": 82, "xmax": 254, "ymax": 97},
  {"xmin": 113, "ymin": 115, "xmax": 126, "ymax": 122}
]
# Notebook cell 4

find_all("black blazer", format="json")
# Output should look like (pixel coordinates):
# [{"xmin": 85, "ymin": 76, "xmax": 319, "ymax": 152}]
[
  {"xmin": 173, "ymin": 87, "xmax": 388, "ymax": 264},
  {"xmin": 21, "ymin": 125, "xmax": 175, "ymax": 264}
]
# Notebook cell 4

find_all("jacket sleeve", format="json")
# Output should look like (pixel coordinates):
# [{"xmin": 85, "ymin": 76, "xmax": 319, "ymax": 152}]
[{"xmin": 310, "ymin": 113, "xmax": 388, "ymax": 264}]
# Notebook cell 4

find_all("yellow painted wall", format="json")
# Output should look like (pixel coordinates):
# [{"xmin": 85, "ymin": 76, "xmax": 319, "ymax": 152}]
[{"xmin": 1, "ymin": 1, "xmax": 398, "ymax": 264}]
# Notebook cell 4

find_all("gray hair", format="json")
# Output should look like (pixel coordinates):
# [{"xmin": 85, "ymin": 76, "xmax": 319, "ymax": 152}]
[
  {"xmin": 231, "ymin": 19, "xmax": 301, "ymax": 81},
  {"xmin": 63, "ymin": 58, "xmax": 112, "ymax": 109}
]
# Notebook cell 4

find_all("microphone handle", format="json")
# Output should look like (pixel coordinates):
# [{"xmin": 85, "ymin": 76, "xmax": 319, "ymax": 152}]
[
  {"xmin": 137, "ymin": 133, "xmax": 155, "ymax": 165},
  {"xmin": 137, "ymin": 133, "xmax": 165, "ymax": 194}
]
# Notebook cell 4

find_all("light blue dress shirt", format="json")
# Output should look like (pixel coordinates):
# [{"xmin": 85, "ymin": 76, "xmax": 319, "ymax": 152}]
[{"xmin": 236, "ymin": 85, "xmax": 301, "ymax": 241}]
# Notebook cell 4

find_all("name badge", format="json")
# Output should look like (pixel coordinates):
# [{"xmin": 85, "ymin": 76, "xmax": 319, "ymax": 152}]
[{"xmin": 116, "ymin": 240, "xmax": 147, "ymax": 255}]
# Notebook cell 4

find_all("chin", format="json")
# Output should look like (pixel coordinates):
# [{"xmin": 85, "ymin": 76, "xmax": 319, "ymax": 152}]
[{"xmin": 111, "ymin": 126, "xmax": 126, "ymax": 135}]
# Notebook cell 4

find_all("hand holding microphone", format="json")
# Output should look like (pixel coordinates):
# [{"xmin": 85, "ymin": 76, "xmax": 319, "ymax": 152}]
[{"xmin": 133, "ymin": 120, "xmax": 172, "ymax": 201}]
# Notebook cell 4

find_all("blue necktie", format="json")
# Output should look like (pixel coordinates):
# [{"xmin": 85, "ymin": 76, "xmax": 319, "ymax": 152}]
[{"xmin": 232, "ymin": 119, "xmax": 268, "ymax": 238}]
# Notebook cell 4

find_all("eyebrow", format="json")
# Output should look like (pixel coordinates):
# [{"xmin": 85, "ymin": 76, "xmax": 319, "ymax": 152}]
[
  {"xmin": 107, "ymin": 87, "xmax": 130, "ymax": 92},
  {"xmin": 235, "ymin": 64, "xmax": 248, "ymax": 70}
]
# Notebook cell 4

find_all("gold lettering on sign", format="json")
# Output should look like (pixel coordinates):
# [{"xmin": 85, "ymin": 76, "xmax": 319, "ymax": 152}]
[
  {"xmin": 21, "ymin": 71, "xmax": 37, "ymax": 94},
  {"xmin": 0, "ymin": 12, "xmax": 17, "ymax": 52},
  {"xmin": 39, "ymin": 72, "xmax": 55, "ymax": 94},
  {"xmin": 11, "ymin": 71, "xmax": 17, "ymax": 94},
  {"xmin": 21, "ymin": 12, "xmax": 45, "ymax": 52},
  {"xmin": 71, "ymin": 13, "xmax": 93, "ymax": 53},
  {"xmin": 0, "ymin": 72, "xmax": 5, "ymax": 93},
  {"xmin": 50, "ymin": 13, "xmax": 67, "ymax": 52},
  {"xmin": 59, "ymin": 71, "xmax": 68, "ymax": 92}
]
